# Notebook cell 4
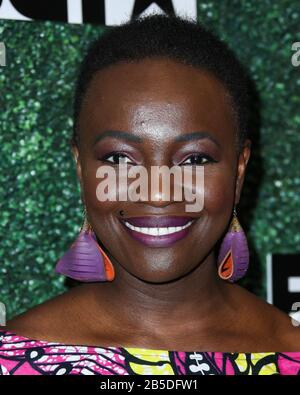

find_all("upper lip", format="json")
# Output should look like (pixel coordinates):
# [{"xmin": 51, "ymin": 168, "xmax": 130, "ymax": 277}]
[{"xmin": 120, "ymin": 216, "xmax": 195, "ymax": 227}]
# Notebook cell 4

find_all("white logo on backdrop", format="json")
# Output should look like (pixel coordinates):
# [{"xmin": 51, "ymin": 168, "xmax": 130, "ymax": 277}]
[{"xmin": 0, "ymin": 0, "xmax": 197, "ymax": 25}]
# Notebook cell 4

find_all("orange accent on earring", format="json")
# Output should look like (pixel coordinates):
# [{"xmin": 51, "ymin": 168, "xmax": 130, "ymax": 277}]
[
  {"xmin": 218, "ymin": 249, "xmax": 234, "ymax": 280},
  {"xmin": 84, "ymin": 221, "xmax": 115, "ymax": 281},
  {"xmin": 97, "ymin": 245, "xmax": 115, "ymax": 281},
  {"xmin": 87, "ymin": 229, "xmax": 115, "ymax": 281}
]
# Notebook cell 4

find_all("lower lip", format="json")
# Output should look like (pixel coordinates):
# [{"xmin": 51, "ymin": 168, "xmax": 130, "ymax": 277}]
[{"xmin": 120, "ymin": 221, "xmax": 195, "ymax": 247}]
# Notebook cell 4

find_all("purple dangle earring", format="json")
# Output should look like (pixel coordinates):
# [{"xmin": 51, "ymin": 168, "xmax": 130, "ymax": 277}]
[
  {"xmin": 55, "ymin": 210, "xmax": 115, "ymax": 282},
  {"xmin": 217, "ymin": 206, "xmax": 249, "ymax": 283}
]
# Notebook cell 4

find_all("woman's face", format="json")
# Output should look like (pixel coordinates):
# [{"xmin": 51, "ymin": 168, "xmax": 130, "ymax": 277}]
[{"xmin": 73, "ymin": 57, "xmax": 251, "ymax": 283}]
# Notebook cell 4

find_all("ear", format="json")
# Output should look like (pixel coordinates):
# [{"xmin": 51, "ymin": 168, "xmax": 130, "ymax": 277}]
[
  {"xmin": 235, "ymin": 139, "xmax": 251, "ymax": 205},
  {"xmin": 71, "ymin": 143, "xmax": 83, "ymax": 189}
]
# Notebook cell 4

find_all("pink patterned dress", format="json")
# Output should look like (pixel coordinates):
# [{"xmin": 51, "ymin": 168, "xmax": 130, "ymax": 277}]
[{"xmin": 1, "ymin": 330, "xmax": 300, "ymax": 375}]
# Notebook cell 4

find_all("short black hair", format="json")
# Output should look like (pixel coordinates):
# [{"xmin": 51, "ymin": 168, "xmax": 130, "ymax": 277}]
[{"xmin": 72, "ymin": 13, "xmax": 251, "ymax": 151}]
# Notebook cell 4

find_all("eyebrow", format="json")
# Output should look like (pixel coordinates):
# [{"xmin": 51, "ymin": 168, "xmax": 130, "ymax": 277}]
[
  {"xmin": 174, "ymin": 131, "xmax": 220, "ymax": 147},
  {"xmin": 94, "ymin": 130, "xmax": 142, "ymax": 144},
  {"xmin": 93, "ymin": 129, "xmax": 220, "ymax": 147}
]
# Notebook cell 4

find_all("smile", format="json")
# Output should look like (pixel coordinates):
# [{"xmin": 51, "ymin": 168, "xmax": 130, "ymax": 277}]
[
  {"xmin": 123, "ymin": 221, "xmax": 193, "ymax": 235},
  {"xmin": 119, "ymin": 216, "xmax": 196, "ymax": 247}
]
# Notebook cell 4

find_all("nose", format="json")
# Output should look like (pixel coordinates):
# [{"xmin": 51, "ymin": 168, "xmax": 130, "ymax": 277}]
[
  {"xmin": 146, "ymin": 189, "xmax": 173, "ymax": 208},
  {"xmin": 143, "ymin": 169, "xmax": 182, "ymax": 208}
]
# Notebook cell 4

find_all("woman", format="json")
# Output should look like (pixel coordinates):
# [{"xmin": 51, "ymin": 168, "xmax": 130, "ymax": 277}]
[{"xmin": 1, "ymin": 14, "xmax": 300, "ymax": 376}]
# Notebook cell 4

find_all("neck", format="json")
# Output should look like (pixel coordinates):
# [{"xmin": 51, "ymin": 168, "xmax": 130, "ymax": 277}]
[{"xmin": 88, "ymin": 251, "xmax": 234, "ymax": 343}]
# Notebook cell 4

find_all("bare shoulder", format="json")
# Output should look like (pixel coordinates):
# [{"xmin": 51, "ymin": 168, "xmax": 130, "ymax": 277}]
[
  {"xmin": 3, "ymin": 284, "xmax": 90, "ymax": 342},
  {"xmin": 229, "ymin": 283, "xmax": 300, "ymax": 351}
]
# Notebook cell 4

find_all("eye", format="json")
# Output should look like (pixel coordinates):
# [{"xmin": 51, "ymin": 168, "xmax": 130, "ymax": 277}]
[
  {"xmin": 180, "ymin": 153, "xmax": 216, "ymax": 166},
  {"xmin": 101, "ymin": 152, "xmax": 135, "ymax": 165}
]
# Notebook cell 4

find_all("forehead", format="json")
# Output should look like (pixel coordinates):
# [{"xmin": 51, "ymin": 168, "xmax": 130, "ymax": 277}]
[{"xmin": 78, "ymin": 57, "xmax": 237, "ymax": 141}]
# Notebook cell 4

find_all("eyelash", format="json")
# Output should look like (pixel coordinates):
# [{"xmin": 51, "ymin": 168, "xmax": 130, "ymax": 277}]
[
  {"xmin": 100, "ymin": 152, "xmax": 135, "ymax": 165},
  {"xmin": 99, "ymin": 152, "xmax": 217, "ymax": 166},
  {"xmin": 180, "ymin": 153, "xmax": 217, "ymax": 166}
]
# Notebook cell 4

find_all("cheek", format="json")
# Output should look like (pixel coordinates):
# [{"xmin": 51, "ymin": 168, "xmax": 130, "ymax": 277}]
[
  {"xmin": 203, "ymin": 166, "xmax": 236, "ymax": 215},
  {"xmin": 80, "ymin": 162, "xmax": 121, "ymax": 216}
]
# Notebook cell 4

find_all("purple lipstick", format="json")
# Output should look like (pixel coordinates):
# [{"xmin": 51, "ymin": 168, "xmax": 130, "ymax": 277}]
[{"xmin": 119, "ymin": 216, "xmax": 195, "ymax": 247}]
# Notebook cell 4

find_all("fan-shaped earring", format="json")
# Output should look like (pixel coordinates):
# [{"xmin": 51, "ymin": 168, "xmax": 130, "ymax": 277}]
[
  {"xmin": 55, "ymin": 215, "xmax": 115, "ymax": 282},
  {"xmin": 217, "ymin": 207, "xmax": 249, "ymax": 283}
]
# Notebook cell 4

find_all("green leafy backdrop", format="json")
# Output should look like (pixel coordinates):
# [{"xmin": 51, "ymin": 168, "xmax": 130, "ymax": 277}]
[{"xmin": 0, "ymin": 1, "xmax": 299, "ymax": 319}]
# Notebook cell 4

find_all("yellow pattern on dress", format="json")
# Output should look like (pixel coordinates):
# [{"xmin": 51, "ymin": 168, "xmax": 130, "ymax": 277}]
[
  {"xmin": 234, "ymin": 353, "xmax": 278, "ymax": 375},
  {"xmin": 124, "ymin": 348, "xmax": 175, "ymax": 375}
]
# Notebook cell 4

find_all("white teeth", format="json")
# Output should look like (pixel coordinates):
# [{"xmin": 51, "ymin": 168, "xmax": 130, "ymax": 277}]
[{"xmin": 124, "ymin": 221, "xmax": 193, "ymax": 236}]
